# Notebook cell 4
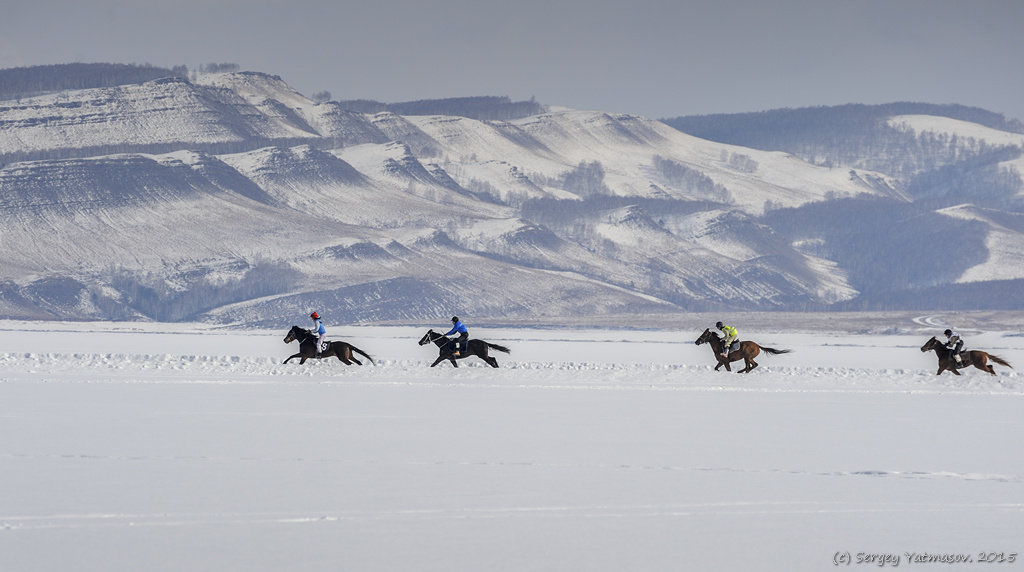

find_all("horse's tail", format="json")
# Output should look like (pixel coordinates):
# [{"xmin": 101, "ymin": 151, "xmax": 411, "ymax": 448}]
[
  {"xmin": 351, "ymin": 345, "xmax": 375, "ymax": 365},
  {"xmin": 486, "ymin": 342, "xmax": 511, "ymax": 354},
  {"xmin": 988, "ymin": 354, "xmax": 1013, "ymax": 369},
  {"xmin": 760, "ymin": 346, "xmax": 792, "ymax": 356}
]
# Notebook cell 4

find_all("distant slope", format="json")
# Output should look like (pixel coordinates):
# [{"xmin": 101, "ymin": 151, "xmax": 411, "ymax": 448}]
[
  {"xmin": 662, "ymin": 103, "xmax": 1024, "ymax": 182},
  {"xmin": 663, "ymin": 103, "xmax": 1024, "ymax": 154},
  {"xmin": 336, "ymin": 96, "xmax": 544, "ymax": 121},
  {"xmin": 0, "ymin": 62, "xmax": 186, "ymax": 100}
]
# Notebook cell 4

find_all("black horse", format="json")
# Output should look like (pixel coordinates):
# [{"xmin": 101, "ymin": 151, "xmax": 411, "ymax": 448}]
[
  {"xmin": 418, "ymin": 329, "xmax": 510, "ymax": 367},
  {"xmin": 283, "ymin": 326, "xmax": 374, "ymax": 365}
]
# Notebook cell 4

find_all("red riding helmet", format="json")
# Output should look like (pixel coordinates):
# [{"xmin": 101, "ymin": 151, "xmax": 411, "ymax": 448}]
[{"xmin": 310, "ymin": 312, "xmax": 320, "ymax": 319}]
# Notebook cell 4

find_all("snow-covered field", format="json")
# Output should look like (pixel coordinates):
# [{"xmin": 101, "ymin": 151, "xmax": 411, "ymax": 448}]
[{"xmin": 2, "ymin": 318, "xmax": 1022, "ymax": 571}]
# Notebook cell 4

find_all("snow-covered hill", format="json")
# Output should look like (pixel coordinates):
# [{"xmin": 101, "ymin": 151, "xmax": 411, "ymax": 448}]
[{"xmin": 1, "ymin": 71, "xmax": 1022, "ymax": 323}]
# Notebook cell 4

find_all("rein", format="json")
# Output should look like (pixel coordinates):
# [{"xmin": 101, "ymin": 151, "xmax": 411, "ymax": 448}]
[{"xmin": 426, "ymin": 330, "xmax": 452, "ymax": 349}]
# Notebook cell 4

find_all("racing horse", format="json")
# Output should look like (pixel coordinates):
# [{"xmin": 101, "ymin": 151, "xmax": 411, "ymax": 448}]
[
  {"xmin": 418, "ymin": 329, "xmax": 510, "ymax": 368},
  {"xmin": 694, "ymin": 328, "xmax": 791, "ymax": 373},
  {"xmin": 283, "ymin": 325, "xmax": 374, "ymax": 365},
  {"xmin": 920, "ymin": 336, "xmax": 1012, "ymax": 376}
]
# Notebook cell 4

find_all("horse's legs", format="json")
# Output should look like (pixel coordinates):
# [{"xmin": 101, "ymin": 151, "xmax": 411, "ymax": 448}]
[
  {"xmin": 332, "ymin": 345, "xmax": 358, "ymax": 365},
  {"xmin": 476, "ymin": 349, "xmax": 499, "ymax": 368},
  {"xmin": 975, "ymin": 360, "xmax": 996, "ymax": 375},
  {"xmin": 732, "ymin": 354, "xmax": 747, "ymax": 372},
  {"xmin": 749, "ymin": 348, "xmax": 761, "ymax": 372},
  {"xmin": 430, "ymin": 355, "xmax": 445, "ymax": 367},
  {"xmin": 332, "ymin": 347, "xmax": 353, "ymax": 365},
  {"xmin": 743, "ymin": 359, "xmax": 758, "ymax": 373},
  {"xmin": 283, "ymin": 353, "xmax": 303, "ymax": 364},
  {"xmin": 450, "ymin": 358, "xmax": 459, "ymax": 367}
]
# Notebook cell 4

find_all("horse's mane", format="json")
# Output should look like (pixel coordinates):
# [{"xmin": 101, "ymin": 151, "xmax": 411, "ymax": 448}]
[{"xmin": 923, "ymin": 336, "xmax": 951, "ymax": 355}]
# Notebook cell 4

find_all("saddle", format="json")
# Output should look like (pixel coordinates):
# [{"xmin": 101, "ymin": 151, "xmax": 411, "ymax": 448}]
[{"xmin": 444, "ymin": 338, "xmax": 467, "ymax": 354}]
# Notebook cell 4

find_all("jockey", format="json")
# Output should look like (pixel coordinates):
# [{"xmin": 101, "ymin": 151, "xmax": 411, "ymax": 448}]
[
  {"xmin": 944, "ymin": 328, "xmax": 963, "ymax": 365},
  {"xmin": 445, "ymin": 316, "xmax": 469, "ymax": 357},
  {"xmin": 311, "ymin": 312, "xmax": 326, "ymax": 358},
  {"xmin": 716, "ymin": 321, "xmax": 739, "ymax": 358}
]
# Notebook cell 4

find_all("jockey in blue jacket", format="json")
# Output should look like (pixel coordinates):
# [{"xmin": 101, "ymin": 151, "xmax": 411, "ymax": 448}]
[
  {"xmin": 445, "ymin": 316, "xmax": 469, "ymax": 357},
  {"xmin": 311, "ymin": 312, "xmax": 326, "ymax": 357}
]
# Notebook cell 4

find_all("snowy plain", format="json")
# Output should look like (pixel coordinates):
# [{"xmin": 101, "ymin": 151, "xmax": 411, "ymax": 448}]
[{"xmin": 1, "ymin": 316, "xmax": 1022, "ymax": 572}]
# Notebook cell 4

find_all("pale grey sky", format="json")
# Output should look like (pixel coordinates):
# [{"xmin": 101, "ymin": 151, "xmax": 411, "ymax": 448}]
[{"xmin": 4, "ymin": 0, "xmax": 1024, "ymax": 121}]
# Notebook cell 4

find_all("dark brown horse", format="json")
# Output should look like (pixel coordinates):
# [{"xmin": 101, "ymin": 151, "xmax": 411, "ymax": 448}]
[
  {"xmin": 283, "ymin": 325, "xmax": 374, "ymax": 365},
  {"xmin": 694, "ymin": 328, "xmax": 791, "ymax": 373},
  {"xmin": 919, "ymin": 336, "xmax": 1012, "ymax": 376},
  {"xmin": 418, "ymin": 329, "xmax": 510, "ymax": 368}
]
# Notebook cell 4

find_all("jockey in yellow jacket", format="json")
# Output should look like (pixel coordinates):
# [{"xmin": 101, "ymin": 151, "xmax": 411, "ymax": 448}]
[{"xmin": 716, "ymin": 321, "xmax": 738, "ymax": 357}]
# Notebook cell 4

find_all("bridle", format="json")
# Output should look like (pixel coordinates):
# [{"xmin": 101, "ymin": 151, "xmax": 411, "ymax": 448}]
[
  {"xmin": 695, "ymin": 329, "xmax": 719, "ymax": 346},
  {"xmin": 286, "ymin": 327, "xmax": 316, "ymax": 345},
  {"xmin": 420, "ymin": 330, "xmax": 449, "ymax": 347},
  {"xmin": 921, "ymin": 337, "xmax": 947, "ymax": 355}
]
